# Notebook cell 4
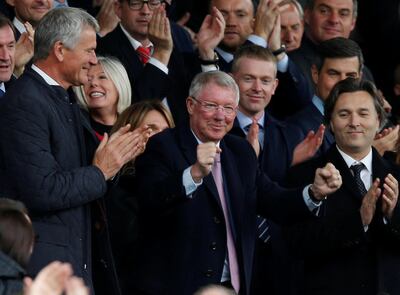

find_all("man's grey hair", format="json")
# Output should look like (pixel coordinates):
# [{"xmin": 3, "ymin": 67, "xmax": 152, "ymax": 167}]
[
  {"xmin": 287, "ymin": 0, "xmax": 304, "ymax": 19},
  {"xmin": 305, "ymin": 0, "xmax": 358, "ymax": 18},
  {"xmin": 193, "ymin": 284, "xmax": 237, "ymax": 295},
  {"xmin": 33, "ymin": 7, "xmax": 99, "ymax": 62},
  {"xmin": 189, "ymin": 71, "xmax": 240, "ymax": 105}
]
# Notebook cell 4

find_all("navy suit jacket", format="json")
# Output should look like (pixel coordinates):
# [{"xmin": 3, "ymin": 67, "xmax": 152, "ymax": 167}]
[
  {"xmin": 96, "ymin": 24, "xmax": 191, "ymax": 124},
  {"xmin": 229, "ymin": 114, "xmax": 302, "ymax": 184},
  {"xmin": 0, "ymin": 69, "xmax": 108, "ymax": 292},
  {"xmin": 285, "ymin": 146, "xmax": 400, "ymax": 295},
  {"xmin": 286, "ymin": 102, "xmax": 335, "ymax": 156},
  {"xmin": 129, "ymin": 124, "xmax": 312, "ymax": 295}
]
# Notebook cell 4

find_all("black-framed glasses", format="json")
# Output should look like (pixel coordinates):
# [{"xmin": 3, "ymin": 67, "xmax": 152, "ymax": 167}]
[
  {"xmin": 127, "ymin": 0, "xmax": 164, "ymax": 10},
  {"xmin": 191, "ymin": 96, "xmax": 237, "ymax": 116}
]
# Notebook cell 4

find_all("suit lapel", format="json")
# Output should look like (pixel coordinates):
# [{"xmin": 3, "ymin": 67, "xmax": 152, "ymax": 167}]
[
  {"xmin": 177, "ymin": 126, "xmax": 222, "ymax": 207},
  {"xmin": 220, "ymin": 139, "xmax": 244, "ymax": 241}
]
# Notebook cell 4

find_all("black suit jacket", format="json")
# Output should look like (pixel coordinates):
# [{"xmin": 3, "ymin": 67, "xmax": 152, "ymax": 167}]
[
  {"xmin": 96, "ymin": 24, "xmax": 191, "ymax": 124},
  {"xmin": 285, "ymin": 146, "xmax": 400, "ymax": 295},
  {"xmin": 128, "ymin": 124, "xmax": 312, "ymax": 295}
]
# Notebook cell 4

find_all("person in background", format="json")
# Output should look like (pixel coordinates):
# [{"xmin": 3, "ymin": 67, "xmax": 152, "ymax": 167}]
[
  {"xmin": 0, "ymin": 198, "xmax": 34, "ymax": 295},
  {"xmin": 74, "ymin": 55, "xmax": 132, "ymax": 140},
  {"xmin": 106, "ymin": 100, "xmax": 175, "ymax": 295},
  {"xmin": 279, "ymin": 0, "xmax": 304, "ymax": 52},
  {"xmin": 0, "ymin": 13, "xmax": 17, "ymax": 96}
]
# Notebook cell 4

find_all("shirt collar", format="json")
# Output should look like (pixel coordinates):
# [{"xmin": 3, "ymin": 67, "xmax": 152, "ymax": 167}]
[
  {"xmin": 119, "ymin": 23, "xmax": 153, "ymax": 51},
  {"xmin": 236, "ymin": 110, "xmax": 265, "ymax": 131},
  {"xmin": 13, "ymin": 17, "xmax": 26, "ymax": 35},
  {"xmin": 0, "ymin": 82, "xmax": 5, "ymax": 92},
  {"xmin": 336, "ymin": 145, "xmax": 373, "ymax": 174},
  {"xmin": 31, "ymin": 64, "xmax": 61, "ymax": 86},
  {"xmin": 215, "ymin": 47, "xmax": 233, "ymax": 63},
  {"xmin": 312, "ymin": 95, "xmax": 325, "ymax": 115},
  {"xmin": 190, "ymin": 129, "xmax": 221, "ymax": 147}
]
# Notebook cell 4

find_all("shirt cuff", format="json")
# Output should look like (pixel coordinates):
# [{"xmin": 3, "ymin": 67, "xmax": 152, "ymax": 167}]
[
  {"xmin": 183, "ymin": 166, "xmax": 203, "ymax": 197},
  {"xmin": 248, "ymin": 35, "xmax": 267, "ymax": 48},
  {"xmin": 277, "ymin": 54, "xmax": 289, "ymax": 73},
  {"xmin": 201, "ymin": 64, "xmax": 219, "ymax": 72},
  {"xmin": 303, "ymin": 184, "xmax": 322, "ymax": 215},
  {"xmin": 148, "ymin": 57, "xmax": 169, "ymax": 74}
]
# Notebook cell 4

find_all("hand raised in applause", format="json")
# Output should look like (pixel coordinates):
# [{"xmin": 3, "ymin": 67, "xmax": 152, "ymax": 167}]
[
  {"xmin": 93, "ymin": 124, "xmax": 152, "ymax": 180},
  {"xmin": 292, "ymin": 124, "xmax": 325, "ymax": 166},
  {"xmin": 149, "ymin": 4, "xmax": 173, "ymax": 66},
  {"xmin": 381, "ymin": 174, "xmax": 399, "ymax": 220}
]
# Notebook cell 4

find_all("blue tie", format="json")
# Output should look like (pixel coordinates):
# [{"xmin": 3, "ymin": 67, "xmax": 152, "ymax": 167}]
[
  {"xmin": 350, "ymin": 163, "xmax": 367, "ymax": 196},
  {"xmin": 0, "ymin": 89, "xmax": 5, "ymax": 98}
]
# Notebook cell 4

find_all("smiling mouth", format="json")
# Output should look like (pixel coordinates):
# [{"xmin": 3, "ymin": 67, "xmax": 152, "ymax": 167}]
[{"xmin": 89, "ymin": 91, "xmax": 106, "ymax": 98}]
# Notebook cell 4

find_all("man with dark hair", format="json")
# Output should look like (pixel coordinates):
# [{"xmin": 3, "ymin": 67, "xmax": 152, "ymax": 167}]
[
  {"xmin": 0, "ymin": 13, "xmax": 17, "ymax": 96},
  {"xmin": 288, "ymin": 37, "xmax": 399, "ymax": 158},
  {"xmin": 286, "ymin": 78, "xmax": 400, "ymax": 295},
  {"xmin": 0, "ymin": 7, "xmax": 149, "ymax": 294},
  {"xmin": 288, "ymin": 37, "xmax": 362, "ymax": 155}
]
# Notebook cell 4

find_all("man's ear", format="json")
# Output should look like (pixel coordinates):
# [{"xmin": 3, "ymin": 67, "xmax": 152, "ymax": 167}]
[
  {"xmin": 311, "ymin": 64, "xmax": 319, "ymax": 85},
  {"xmin": 53, "ymin": 41, "xmax": 65, "ymax": 62},
  {"xmin": 5, "ymin": 0, "xmax": 15, "ymax": 7},
  {"xmin": 114, "ymin": 1, "xmax": 123, "ymax": 19},
  {"xmin": 186, "ymin": 97, "xmax": 195, "ymax": 115}
]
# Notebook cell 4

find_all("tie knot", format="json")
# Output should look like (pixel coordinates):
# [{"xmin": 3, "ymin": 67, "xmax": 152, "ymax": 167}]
[
  {"xmin": 244, "ymin": 123, "xmax": 262, "ymax": 132},
  {"xmin": 137, "ymin": 46, "xmax": 151, "ymax": 64},
  {"xmin": 350, "ymin": 163, "xmax": 365, "ymax": 176}
]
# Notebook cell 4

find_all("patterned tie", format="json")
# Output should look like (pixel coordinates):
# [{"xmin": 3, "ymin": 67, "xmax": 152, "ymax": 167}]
[
  {"xmin": 212, "ymin": 153, "xmax": 240, "ymax": 293},
  {"xmin": 0, "ymin": 89, "xmax": 5, "ymax": 98},
  {"xmin": 136, "ymin": 45, "xmax": 151, "ymax": 64},
  {"xmin": 244, "ymin": 123, "xmax": 264, "ymax": 147},
  {"xmin": 350, "ymin": 163, "xmax": 367, "ymax": 196}
]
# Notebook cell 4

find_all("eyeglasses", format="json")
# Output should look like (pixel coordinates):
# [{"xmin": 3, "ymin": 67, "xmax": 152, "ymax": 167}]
[
  {"xmin": 191, "ymin": 96, "xmax": 237, "ymax": 116},
  {"xmin": 127, "ymin": 0, "xmax": 163, "ymax": 10}
]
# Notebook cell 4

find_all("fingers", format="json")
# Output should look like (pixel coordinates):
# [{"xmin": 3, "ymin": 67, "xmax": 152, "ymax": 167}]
[{"xmin": 177, "ymin": 12, "xmax": 191, "ymax": 26}]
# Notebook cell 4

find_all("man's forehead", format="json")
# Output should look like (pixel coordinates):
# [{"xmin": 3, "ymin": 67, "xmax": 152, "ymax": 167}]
[
  {"xmin": 313, "ymin": 0, "xmax": 354, "ymax": 11},
  {"xmin": 322, "ymin": 57, "xmax": 360, "ymax": 72},
  {"xmin": 211, "ymin": 0, "xmax": 254, "ymax": 12}
]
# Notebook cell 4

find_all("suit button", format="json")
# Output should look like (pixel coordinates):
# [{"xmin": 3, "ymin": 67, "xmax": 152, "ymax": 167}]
[
  {"xmin": 204, "ymin": 269, "xmax": 214, "ymax": 277},
  {"xmin": 210, "ymin": 242, "xmax": 217, "ymax": 250},
  {"xmin": 213, "ymin": 217, "xmax": 221, "ymax": 224}
]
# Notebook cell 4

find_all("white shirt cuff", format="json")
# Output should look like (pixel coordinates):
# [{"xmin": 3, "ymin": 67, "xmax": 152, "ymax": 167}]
[
  {"xmin": 148, "ymin": 57, "xmax": 169, "ymax": 74},
  {"xmin": 182, "ymin": 166, "xmax": 203, "ymax": 197},
  {"xmin": 248, "ymin": 35, "xmax": 267, "ymax": 48}
]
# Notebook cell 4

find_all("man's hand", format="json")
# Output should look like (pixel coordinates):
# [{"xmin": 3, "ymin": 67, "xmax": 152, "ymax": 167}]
[
  {"xmin": 381, "ymin": 174, "xmax": 399, "ymax": 219},
  {"xmin": 65, "ymin": 277, "xmax": 89, "ymax": 295},
  {"xmin": 96, "ymin": 0, "xmax": 120, "ymax": 37},
  {"xmin": 311, "ymin": 163, "xmax": 342, "ymax": 200},
  {"xmin": 14, "ymin": 22, "xmax": 34, "ymax": 77},
  {"xmin": 176, "ymin": 12, "xmax": 198, "ymax": 47},
  {"xmin": 246, "ymin": 119, "xmax": 260, "ymax": 157},
  {"xmin": 197, "ymin": 7, "xmax": 225, "ymax": 60},
  {"xmin": 253, "ymin": 0, "xmax": 279, "ymax": 41},
  {"xmin": 292, "ymin": 125, "xmax": 325, "ymax": 166},
  {"xmin": 93, "ymin": 124, "xmax": 151, "ymax": 180},
  {"xmin": 190, "ymin": 142, "xmax": 221, "ymax": 182},
  {"xmin": 24, "ymin": 261, "xmax": 72, "ymax": 295},
  {"xmin": 149, "ymin": 5, "xmax": 173, "ymax": 66},
  {"xmin": 360, "ymin": 178, "xmax": 381, "ymax": 226},
  {"xmin": 373, "ymin": 125, "xmax": 399, "ymax": 155}
]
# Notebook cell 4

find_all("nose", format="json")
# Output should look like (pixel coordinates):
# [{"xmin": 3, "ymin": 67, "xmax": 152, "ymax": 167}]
[
  {"xmin": 252, "ymin": 79, "xmax": 262, "ymax": 91},
  {"xmin": 214, "ymin": 107, "xmax": 226, "ymax": 120},
  {"xmin": 89, "ymin": 52, "xmax": 97, "ymax": 66},
  {"xmin": 284, "ymin": 30, "xmax": 295, "ymax": 44},
  {"xmin": 0, "ymin": 46, "xmax": 10, "ymax": 60},
  {"xmin": 225, "ymin": 13, "xmax": 236, "ymax": 27},
  {"xmin": 140, "ymin": 2, "xmax": 151, "ymax": 14},
  {"xmin": 327, "ymin": 11, "xmax": 340, "ymax": 24},
  {"xmin": 349, "ymin": 113, "xmax": 360, "ymax": 126}
]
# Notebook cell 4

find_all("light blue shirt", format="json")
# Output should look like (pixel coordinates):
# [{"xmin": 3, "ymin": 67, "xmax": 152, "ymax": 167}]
[
  {"xmin": 236, "ymin": 110, "xmax": 265, "ymax": 147},
  {"xmin": 312, "ymin": 95, "xmax": 325, "ymax": 115}
]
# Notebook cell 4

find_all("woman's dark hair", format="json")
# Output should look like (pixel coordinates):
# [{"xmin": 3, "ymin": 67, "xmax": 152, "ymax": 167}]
[{"xmin": 0, "ymin": 198, "xmax": 34, "ymax": 268}]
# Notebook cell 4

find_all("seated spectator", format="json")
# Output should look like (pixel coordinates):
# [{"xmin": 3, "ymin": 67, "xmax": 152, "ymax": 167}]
[
  {"xmin": 106, "ymin": 100, "xmax": 174, "ymax": 295},
  {"xmin": 0, "ymin": 198, "xmax": 34, "ymax": 295},
  {"xmin": 74, "ymin": 55, "xmax": 132, "ymax": 140}
]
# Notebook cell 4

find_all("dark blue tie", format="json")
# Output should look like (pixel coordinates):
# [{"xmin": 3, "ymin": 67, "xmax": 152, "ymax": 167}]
[
  {"xmin": 350, "ymin": 163, "xmax": 367, "ymax": 196},
  {"xmin": 0, "ymin": 89, "xmax": 5, "ymax": 98}
]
